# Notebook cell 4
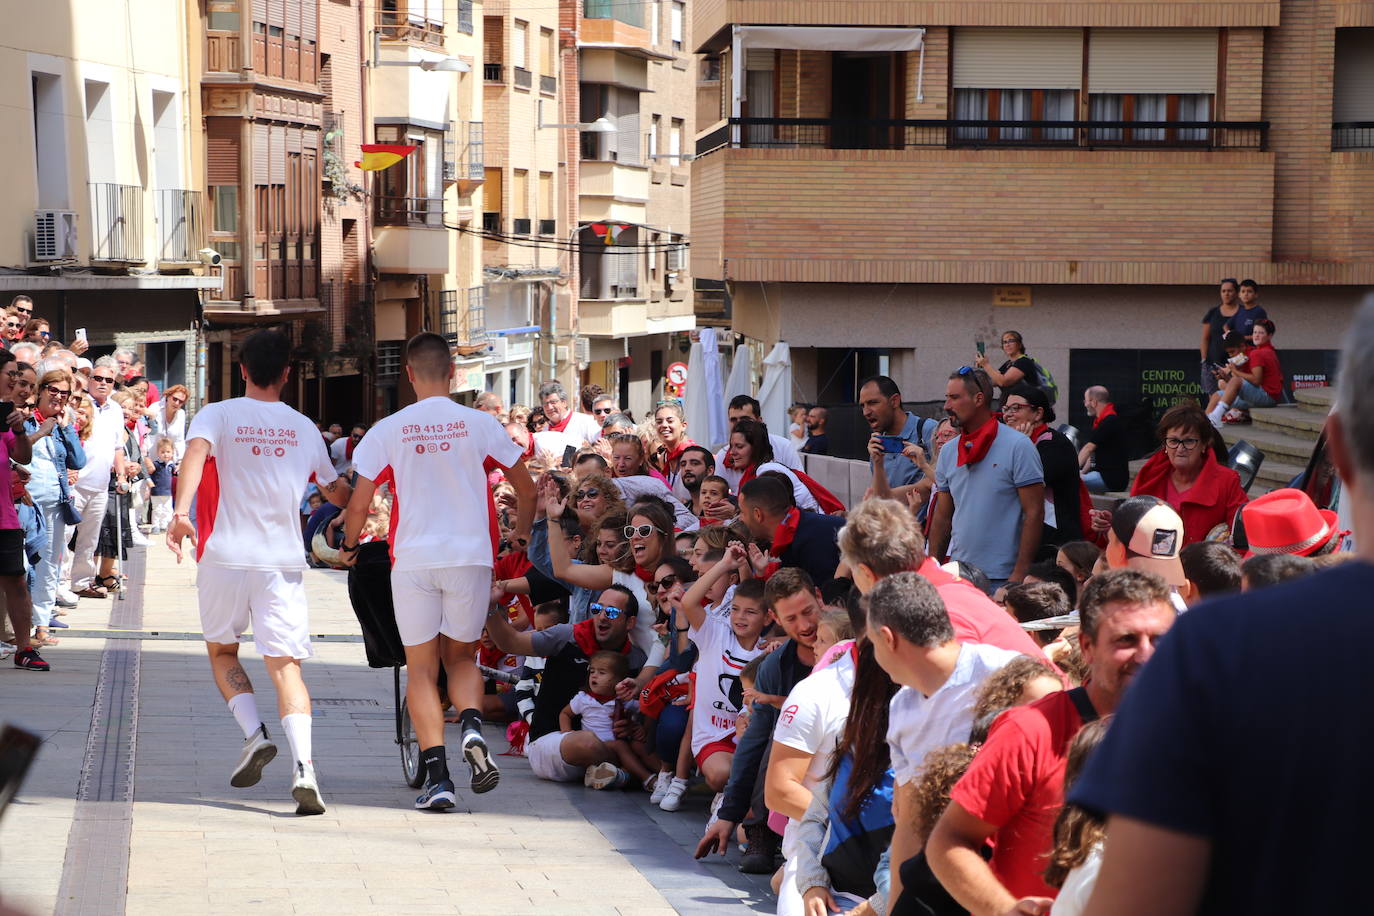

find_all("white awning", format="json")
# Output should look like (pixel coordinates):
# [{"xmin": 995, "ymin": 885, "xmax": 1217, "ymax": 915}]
[{"xmin": 736, "ymin": 25, "xmax": 924, "ymax": 53}]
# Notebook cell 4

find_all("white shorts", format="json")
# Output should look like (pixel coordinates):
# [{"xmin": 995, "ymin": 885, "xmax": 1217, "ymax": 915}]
[
  {"xmin": 390, "ymin": 565, "xmax": 492, "ymax": 646},
  {"xmin": 527, "ymin": 731, "xmax": 584, "ymax": 782},
  {"xmin": 196, "ymin": 566, "xmax": 311, "ymax": 659}
]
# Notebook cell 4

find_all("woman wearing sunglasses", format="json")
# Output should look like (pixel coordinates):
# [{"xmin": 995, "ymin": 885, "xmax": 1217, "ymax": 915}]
[
  {"xmin": 22, "ymin": 369, "xmax": 86, "ymax": 648},
  {"xmin": 527, "ymin": 474, "xmax": 632, "ymax": 625},
  {"xmin": 547, "ymin": 493, "xmax": 674, "ymax": 655},
  {"xmin": 146, "ymin": 384, "xmax": 189, "ymax": 461}
]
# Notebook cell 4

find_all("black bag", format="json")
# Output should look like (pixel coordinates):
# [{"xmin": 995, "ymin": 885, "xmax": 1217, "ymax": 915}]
[{"xmin": 59, "ymin": 495, "xmax": 81, "ymax": 526}]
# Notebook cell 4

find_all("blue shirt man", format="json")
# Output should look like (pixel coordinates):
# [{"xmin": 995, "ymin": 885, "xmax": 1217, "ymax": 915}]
[{"xmin": 860, "ymin": 375, "xmax": 935, "ymax": 490}]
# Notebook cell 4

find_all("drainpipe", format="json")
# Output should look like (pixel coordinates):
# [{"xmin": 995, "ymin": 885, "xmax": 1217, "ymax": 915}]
[
  {"xmin": 239, "ymin": 0, "xmax": 256, "ymax": 310},
  {"xmin": 730, "ymin": 25, "xmax": 742, "ymax": 146}
]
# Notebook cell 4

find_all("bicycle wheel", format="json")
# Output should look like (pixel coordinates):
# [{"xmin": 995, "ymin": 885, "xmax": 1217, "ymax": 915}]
[{"xmin": 399, "ymin": 697, "xmax": 424, "ymax": 787}]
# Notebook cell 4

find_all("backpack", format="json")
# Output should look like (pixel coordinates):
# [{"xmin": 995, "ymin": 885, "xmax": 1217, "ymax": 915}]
[{"xmin": 1025, "ymin": 354, "xmax": 1059, "ymax": 405}]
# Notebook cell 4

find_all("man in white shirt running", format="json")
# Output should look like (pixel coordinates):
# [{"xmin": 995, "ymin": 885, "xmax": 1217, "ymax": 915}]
[
  {"xmin": 167, "ymin": 330, "xmax": 351, "ymax": 816},
  {"xmin": 343, "ymin": 332, "xmax": 535, "ymax": 810}
]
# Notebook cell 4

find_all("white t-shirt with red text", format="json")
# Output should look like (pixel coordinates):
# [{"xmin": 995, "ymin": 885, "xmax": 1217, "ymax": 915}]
[
  {"xmin": 351, "ymin": 396, "xmax": 522, "ymax": 572},
  {"xmin": 773, "ymin": 649, "xmax": 856, "ymax": 791},
  {"xmin": 688, "ymin": 616, "xmax": 764, "ymax": 756},
  {"xmin": 187, "ymin": 398, "xmax": 338, "ymax": 571}
]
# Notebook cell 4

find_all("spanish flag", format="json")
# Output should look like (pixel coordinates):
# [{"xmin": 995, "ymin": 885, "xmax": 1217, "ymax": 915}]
[{"xmin": 355, "ymin": 144, "xmax": 417, "ymax": 171}]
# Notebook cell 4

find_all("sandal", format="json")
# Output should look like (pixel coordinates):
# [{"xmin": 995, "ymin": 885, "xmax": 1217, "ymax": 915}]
[
  {"xmin": 96, "ymin": 575, "xmax": 122, "ymax": 593},
  {"xmin": 32, "ymin": 630, "xmax": 59, "ymax": 647}
]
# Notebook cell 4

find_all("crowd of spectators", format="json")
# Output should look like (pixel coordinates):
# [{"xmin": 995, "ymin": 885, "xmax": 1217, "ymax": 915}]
[{"xmin": 0, "ymin": 296, "xmax": 189, "ymax": 669}]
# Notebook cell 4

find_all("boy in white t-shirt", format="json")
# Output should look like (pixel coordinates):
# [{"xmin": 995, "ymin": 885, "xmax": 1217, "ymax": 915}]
[
  {"xmin": 167, "ymin": 329, "xmax": 351, "ymax": 816},
  {"xmin": 343, "ymin": 332, "xmax": 534, "ymax": 811},
  {"xmin": 679, "ymin": 546, "xmax": 769, "ymax": 794}
]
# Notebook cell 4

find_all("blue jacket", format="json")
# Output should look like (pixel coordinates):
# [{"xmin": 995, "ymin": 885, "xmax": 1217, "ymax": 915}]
[{"xmin": 24, "ymin": 416, "xmax": 87, "ymax": 504}]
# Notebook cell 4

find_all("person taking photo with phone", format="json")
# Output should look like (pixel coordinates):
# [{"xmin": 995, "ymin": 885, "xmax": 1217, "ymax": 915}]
[{"xmin": 862, "ymin": 375, "xmax": 936, "ymax": 495}]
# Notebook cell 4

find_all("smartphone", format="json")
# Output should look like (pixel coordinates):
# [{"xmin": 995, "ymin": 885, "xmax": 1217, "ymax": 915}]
[
  {"xmin": 976, "ymin": 340, "xmax": 986, "ymax": 357},
  {"xmin": 561, "ymin": 444, "xmax": 577, "ymax": 468},
  {"xmin": 74, "ymin": 328, "xmax": 87, "ymax": 342},
  {"xmin": 0, "ymin": 725, "xmax": 41, "ymax": 821},
  {"xmin": 0, "ymin": 402, "xmax": 14, "ymax": 420},
  {"xmin": 879, "ymin": 435, "xmax": 905, "ymax": 454}
]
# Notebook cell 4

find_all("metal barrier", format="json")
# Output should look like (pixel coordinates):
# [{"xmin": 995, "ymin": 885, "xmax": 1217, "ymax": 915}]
[{"xmin": 89, "ymin": 183, "xmax": 144, "ymax": 262}]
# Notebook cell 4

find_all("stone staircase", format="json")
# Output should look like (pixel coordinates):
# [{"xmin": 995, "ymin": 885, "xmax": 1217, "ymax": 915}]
[{"xmin": 1220, "ymin": 386, "xmax": 1332, "ymax": 493}]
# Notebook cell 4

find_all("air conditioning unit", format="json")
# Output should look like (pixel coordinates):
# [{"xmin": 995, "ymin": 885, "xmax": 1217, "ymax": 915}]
[
  {"xmin": 573, "ymin": 336, "xmax": 590, "ymax": 366},
  {"xmin": 485, "ymin": 336, "xmax": 509, "ymax": 361},
  {"xmin": 34, "ymin": 210, "xmax": 78, "ymax": 261},
  {"xmin": 555, "ymin": 344, "xmax": 571, "ymax": 363}
]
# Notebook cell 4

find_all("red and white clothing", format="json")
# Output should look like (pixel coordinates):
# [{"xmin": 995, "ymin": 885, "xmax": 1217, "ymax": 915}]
[
  {"xmin": 187, "ymin": 398, "xmax": 338, "ymax": 570},
  {"xmin": 351, "ymin": 396, "xmax": 521, "ymax": 571},
  {"xmin": 533, "ymin": 411, "xmax": 601, "ymax": 456},
  {"xmin": 773, "ymin": 650, "xmax": 856, "ymax": 803},
  {"xmin": 714, "ymin": 434, "xmax": 802, "ymax": 491},
  {"xmin": 687, "ymin": 617, "xmax": 764, "ymax": 758}
]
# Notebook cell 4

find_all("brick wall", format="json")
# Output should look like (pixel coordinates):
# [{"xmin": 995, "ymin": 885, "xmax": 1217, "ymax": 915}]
[
  {"xmin": 1222, "ymin": 27, "xmax": 1264, "ymax": 121},
  {"xmin": 320, "ymin": 0, "xmax": 366, "ymax": 350}
]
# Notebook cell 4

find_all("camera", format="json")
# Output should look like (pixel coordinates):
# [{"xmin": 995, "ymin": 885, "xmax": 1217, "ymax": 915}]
[{"xmin": 197, "ymin": 248, "xmax": 223, "ymax": 267}]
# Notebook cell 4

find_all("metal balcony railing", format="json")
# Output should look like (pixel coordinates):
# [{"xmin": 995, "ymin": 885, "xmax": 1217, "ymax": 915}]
[
  {"xmin": 156, "ymin": 189, "xmax": 204, "ymax": 263},
  {"xmin": 374, "ymin": 6, "xmax": 444, "ymax": 46},
  {"xmin": 374, "ymin": 195, "xmax": 444, "ymax": 227},
  {"xmin": 513, "ymin": 66, "xmax": 532, "ymax": 89},
  {"xmin": 89, "ymin": 182, "xmax": 145, "ymax": 262},
  {"xmin": 540, "ymin": 74, "xmax": 557, "ymax": 95},
  {"xmin": 697, "ymin": 117, "xmax": 1270, "ymax": 155},
  {"xmin": 1333, "ymin": 121, "xmax": 1374, "ymax": 150},
  {"xmin": 484, "ymin": 63, "xmax": 502, "ymax": 82}
]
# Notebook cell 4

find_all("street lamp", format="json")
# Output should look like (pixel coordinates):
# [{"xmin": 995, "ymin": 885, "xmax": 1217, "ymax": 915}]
[
  {"xmin": 417, "ymin": 57, "xmax": 470, "ymax": 72},
  {"xmin": 536, "ymin": 99, "xmax": 614, "ymax": 132}
]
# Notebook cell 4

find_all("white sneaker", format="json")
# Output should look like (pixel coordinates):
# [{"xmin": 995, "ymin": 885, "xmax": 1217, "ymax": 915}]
[
  {"xmin": 583, "ymin": 762, "xmax": 628, "ymax": 790},
  {"xmin": 649, "ymin": 771, "xmax": 673, "ymax": 804},
  {"xmin": 0, "ymin": 642, "xmax": 15, "ymax": 659},
  {"xmin": 57, "ymin": 587, "xmax": 79, "ymax": 606},
  {"xmin": 706, "ymin": 791, "xmax": 725, "ymax": 828},
  {"xmin": 658, "ymin": 776, "xmax": 689, "ymax": 811},
  {"xmin": 230, "ymin": 724, "xmax": 278, "ymax": 788},
  {"xmin": 291, "ymin": 762, "xmax": 326, "ymax": 816}
]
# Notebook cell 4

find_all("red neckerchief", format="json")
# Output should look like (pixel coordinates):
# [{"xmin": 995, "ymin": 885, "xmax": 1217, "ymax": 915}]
[
  {"xmin": 547, "ymin": 411, "xmax": 574, "ymax": 434},
  {"xmin": 1030, "ymin": 423, "xmax": 1050, "ymax": 443},
  {"xmin": 761, "ymin": 507, "xmax": 802, "ymax": 579},
  {"xmin": 632, "ymin": 565, "xmax": 654, "ymax": 582},
  {"xmin": 346, "ymin": 436, "xmax": 358, "ymax": 459},
  {"xmin": 738, "ymin": 463, "xmax": 759, "ymax": 486},
  {"xmin": 957, "ymin": 416, "xmax": 1000, "ymax": 467},
  {"xmin": 663, "ymin": 438, "xmax": 696, "ymax": 472},
  {"xmin": 572, "ymin": 618, "xmax": 631, "ymax": 656},
  {"xmin": 586, "ymin": 690, "xmax": 616, "ymax": 703},
  {"xmin": 1092, "ymin": 404, "xmax": 1117, "ymax": 429}
]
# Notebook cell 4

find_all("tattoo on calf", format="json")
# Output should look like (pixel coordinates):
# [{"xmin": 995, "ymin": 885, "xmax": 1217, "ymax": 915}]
[{"xmin": 225, "ymin": 664, "xmax": 252, "ymax": 694}]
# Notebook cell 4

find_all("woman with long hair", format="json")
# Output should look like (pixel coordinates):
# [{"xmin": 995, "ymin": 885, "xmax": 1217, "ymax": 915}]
[
  {"xmin": 145, "ymin": 383, "xmax": 189, "ymax": 460},
  {"xmin": 1034, "ymin": 717, "xmax": 1113, "ymax": 916},
  {"xmin": 527, "ymin": 473, "xmax": 634, "ymax": 625},
  {"xmin": 653, "ymin": 399, "xmax": 697, "ymax": 480},
  {"xmin": 728, "ymin": 418, "xmax": 821, "ymax": 511}
]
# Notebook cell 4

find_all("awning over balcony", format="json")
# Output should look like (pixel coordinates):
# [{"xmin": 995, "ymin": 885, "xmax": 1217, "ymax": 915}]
[{"xmin": 735, "ymin": 25, "xmax": 924, "ymax": 53}]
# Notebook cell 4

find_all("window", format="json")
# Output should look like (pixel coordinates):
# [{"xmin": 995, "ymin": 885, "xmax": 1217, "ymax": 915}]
[
  {"xmin": 513, "ymin": 20, "xmax": 528, "ymax": 69},
  {"xmin": 649, "ymin": 114, "xmax": 660, "ymax": 160},
  {"xmin": 1086, "ymin": 29, "xmax": 1217, "ymax": 143},
  {"xmin": 483, "ymin": 166, "xmax": 502, "ymax": 229},
  {"xmin": 211, "ymin": 185, "xmax": 239, "ymax": 233},
  {"xmin": 669, "ymin": 118, "xmax": 683, "ymax": 165},
  {"xmin": 84, "ymin": 79, "xmax": 116, "ymax": 185},
  {"xmin": 650, "ymin": 0, "xmax": 660, "ymax": 47},
  {"xmin": 951, "ymin": 28, "xmax": 1082, "ymax": 143},
  {"xmin": 580, "ymin": 85, "xmax": 640, "ymax": 164},
  {"xmin": 1086, "ymin": 93, "xmax": 1212, "ymax": 143},
  {"xmin": 540, "ymin": 27, "xmax": 555, "ymax": 75},
  {"xmin": 538, "ymin": 171, "xmax": 554, "ymax": 234},
  {"xmin": 952, "ymin": 88, "xmax": 1077, "ymax": 142},
  {"xmin": 670, "ymin": 2, "xmax": 683, "ymax": 50},
  {"xmin": 375, "ymin": 123, "xmax": 444, "ymax": 225},
  {"xmin": 1334, "ymin": 29, "xmax": 1374, "ymax": 149},
  {"xmin": 207, "ymin": 0, "xmax": 239, "ymax": 30},
  {"xmin": 512, "ymin": 168, "xmax": 529, "ymax": 233}
]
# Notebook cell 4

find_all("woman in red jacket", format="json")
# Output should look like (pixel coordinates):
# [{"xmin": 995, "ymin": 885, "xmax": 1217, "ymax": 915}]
[{"xmin": 1130, "ymin": 404, "xmax": 1247, "ymax": 545}]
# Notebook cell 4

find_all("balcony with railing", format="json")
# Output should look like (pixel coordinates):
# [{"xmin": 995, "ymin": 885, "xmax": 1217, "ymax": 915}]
[
  {"xmin": 513, "ymin": 67, "xmax": 532, "ymax": 90},
  {"xmin": 484, "ymin": 63, "xmax": 502, "ymax": 82},
  {"xmin": 89, "ymin": 183, "xmax": 145, "ymax": 263},
  {"xmin": 1333, "ymin": 122, "xmax": 1374, "ymax": 151},
  {"xmin": 434, "ymin": 286, "xmax": 488, "ymax": 349},
  {"xmin": 374, "ymin": 5, "xmax": 445, "ymax": 48},
  {"xmin": 156, "ymin": 189, "xmax": 204, "ymax": 264}
]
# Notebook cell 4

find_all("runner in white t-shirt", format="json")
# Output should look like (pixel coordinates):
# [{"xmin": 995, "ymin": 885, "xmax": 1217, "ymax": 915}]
[
  {"xmin": 342, "ymin": 332, "xmax": 534, "ymax": 811},
  {"xmin": 681, "ymin": 559, "xmax": 770, "ymax": 794},
  {"xmin": 167, "ymin": 329, "xmax": 351, "ymax": 817}
]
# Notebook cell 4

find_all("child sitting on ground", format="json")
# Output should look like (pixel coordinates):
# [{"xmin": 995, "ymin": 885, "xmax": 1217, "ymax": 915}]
[{"xmin": 562, "ymin": 650, "xmax": 658, "ymax": 791}]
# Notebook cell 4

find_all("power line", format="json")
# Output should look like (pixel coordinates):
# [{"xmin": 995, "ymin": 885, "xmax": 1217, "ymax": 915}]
[{"xmin": 446, "ymin": 222, "xmax": 689, "ymax": 254}]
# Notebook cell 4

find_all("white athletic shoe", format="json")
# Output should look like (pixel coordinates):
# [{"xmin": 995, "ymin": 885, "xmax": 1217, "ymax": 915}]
[
  {"xmin": 706, "ymin": 791, "xmax": 725, "ymax": 828},
  {"xmin": 658, "ymin": 776, "xmax": 689, "ymax": 811},
  {"xmin": 57, "ymin": 587, "xmax": 80, "ymax": 607},
  {"xmin": 461, "ymin": 730, "xmax": 501, "ymax": 794},
  {"xmin": 648, "ymin": 771, "xmax": 672, "ymax": 803},
  {"xmin": 583, "ymin": 762, "xmax": 628, "ymax": 790},
  {"xmin": 230, "ymin": 724, "xmax": 278, "ymax": 788},
  {"xmin": 291, "ymin": 762, "xmax": 326, "ymax": 816}
]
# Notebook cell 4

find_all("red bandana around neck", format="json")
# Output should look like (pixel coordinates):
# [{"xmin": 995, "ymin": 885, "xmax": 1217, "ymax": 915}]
[
  {"xmin": 957, "ymin": 417, "xmax": 1000, "ymax": 467},
  {"xmin": 587, "ymin": 690, "xmax": 617, "ymax": 703},
  {"xmin": 1092, "ymin": 404, "xmax": 1117, "ymax": 429},
  {"xmin": 1030, "ymin": 423, "xmax": 1051, "ymax": 443},
  {"xmin": 632, "ymin": 565, "xmax": 655, "ymax": 583},
  {"xmin": 572, "ymin": 618, "xmax": 631, "ymax": 657},
  {"xmin": 547, "ymin": 411, "xmax": 574, "ymax": 434},
  {"xmin": 761, "ymin": 507, "xmax": 802, "ymax": 579},
  {"xmin": 664, "ymin": 438, "xmax": 696, "ymax": 472}
]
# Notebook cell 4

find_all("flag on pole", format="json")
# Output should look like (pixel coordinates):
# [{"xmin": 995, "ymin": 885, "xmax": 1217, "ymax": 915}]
[
  {"xmin": 589, "ymin": 222, "xmax": 627, "ymax": 245},
  {"xmin": 355, "ymin": 144, "xmax": 417, "ymax": 171}
]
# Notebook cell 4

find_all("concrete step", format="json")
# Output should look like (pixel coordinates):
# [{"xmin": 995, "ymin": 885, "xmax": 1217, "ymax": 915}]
[
  {"xmin": 1220, "ymin": 423, "xmax": 1319, "ymax": 466},
  {"xmin": 1250, "ymin": 404, "xmax": 1327, "ymax": 438},
  {"xmin": 1293, "ymin": 386, "xmax": 1336, "ymax": 412},
  {"xmin": 1251, "ymin": 456, "xmax": 1308, "ymax": 493}
]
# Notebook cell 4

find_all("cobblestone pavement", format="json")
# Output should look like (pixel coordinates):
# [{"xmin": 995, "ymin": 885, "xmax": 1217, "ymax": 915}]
[{"xmin": 1, "ymin": 542, "xmax": 774, "ymax": 915}]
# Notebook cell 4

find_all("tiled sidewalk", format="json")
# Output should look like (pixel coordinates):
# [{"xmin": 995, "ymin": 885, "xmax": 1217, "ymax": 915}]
[{"xmin": 1, "ymin": 542, "xmax": 774, "ymax": 915}]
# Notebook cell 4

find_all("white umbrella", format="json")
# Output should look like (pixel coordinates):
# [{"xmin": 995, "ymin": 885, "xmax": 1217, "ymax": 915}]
[
  {"xmin": 758, "ymin": 341, "xmax": 793, "ymax": 438},
  {"xmin": 698, "ymin": 328, "xmax": 728, "ymax": 449},
  {"xmin": 684, "ymin": 337, "xmax": 710, "ymax": 450},
  {"xmin": 724, "ymin": 340, "xmax": 753, "ymax": 406}
]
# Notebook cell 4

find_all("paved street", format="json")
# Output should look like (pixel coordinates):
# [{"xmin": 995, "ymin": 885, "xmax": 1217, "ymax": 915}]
[{"xmin": 2, "ymin": 544, "xmax": 773, "ymax": 915}]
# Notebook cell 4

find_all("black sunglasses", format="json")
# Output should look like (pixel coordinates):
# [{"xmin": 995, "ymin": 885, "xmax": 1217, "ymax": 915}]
[
  {"xmin": 650, "ymin": 574, "xmax": 680, "ymax": 593},
  {"xmin": 574, "ymin": 488, "xmax": 600, "ymax": 501}
]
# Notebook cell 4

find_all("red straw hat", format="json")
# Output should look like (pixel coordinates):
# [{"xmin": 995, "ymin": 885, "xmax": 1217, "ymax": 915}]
[{"xmin": 1240, "ymin": 488, "xmax": 1342, "ymax": 558}]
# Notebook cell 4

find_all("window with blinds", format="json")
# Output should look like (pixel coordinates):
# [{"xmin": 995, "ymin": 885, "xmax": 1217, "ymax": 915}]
[
  {"xmin": 1086, "ymin": 29, "xmax": 1218, "ymax": 143},
  {"xmin": 1333, "ymin": 28, "xmax": 1374, "ymax": 149},
  {"xmin": 951, "ymin": 28, "xmax": 1081, "ymax": 144}
]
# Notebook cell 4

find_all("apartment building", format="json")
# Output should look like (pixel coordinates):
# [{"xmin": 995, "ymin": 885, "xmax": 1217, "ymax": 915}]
[
  {"xmin": 480, "ymin": 0, "xmax": 564, "ymax": 408},
  {"xmin": 1, "ymin": 0, "xmax": 212, "ymax": 398},
  {"xmin": 691, "ymin": 1, "xmax": 1374, "ymax": 446},
  {"xmin": 575, "ymin": 0, "xmax": 697, "ymax": 415}
]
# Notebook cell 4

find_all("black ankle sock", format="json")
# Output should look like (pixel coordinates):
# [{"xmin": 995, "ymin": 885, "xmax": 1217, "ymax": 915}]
[
  {"xmin": 459, "ymin": 708, "xmax": 482, "ymax": 735},
  {"xmin": 420, "ymin": 745, "xmax": 449, "ymax": 783}
]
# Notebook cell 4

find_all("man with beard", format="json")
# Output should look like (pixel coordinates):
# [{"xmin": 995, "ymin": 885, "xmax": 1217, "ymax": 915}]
[
  {"xmin": 675, "ymin": 445, "xmax": 719, "ymax": 515},
  {"xmin": 861, "ymin": 375, "xmax": 935, "ymax": 492},
  {"xmin": 928, "ymin": 367, "xmax": 1044, "ymax": 592},
  {"xmin": 927, "ymin": 569, "xmax": 1176, "ymax": 912}
]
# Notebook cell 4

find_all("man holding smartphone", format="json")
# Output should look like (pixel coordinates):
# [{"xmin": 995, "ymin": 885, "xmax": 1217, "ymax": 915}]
[{"xmin": 861, "ymin": 375, "xmax": 935, "ymax": 493}]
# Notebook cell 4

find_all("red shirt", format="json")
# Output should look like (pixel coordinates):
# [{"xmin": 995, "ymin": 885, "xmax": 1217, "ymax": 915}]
[
  {"xmin": 493, "ymin": 550, "xmax": 534, "ymax": 624},
  {"xmin": 950, "ymin": 690, "xmax": 1085, "ymax": 900},
  {"xmin": 916, "ymin": 558, "xmax": 1050, "ymax": 662},
  {"xmin": 1245, "ymin": 342, "xmax": 1283, "ymax": 400}
]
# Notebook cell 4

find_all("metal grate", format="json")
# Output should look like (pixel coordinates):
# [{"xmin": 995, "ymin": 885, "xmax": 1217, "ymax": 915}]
[
  {"xmin": 376, "ymin": 340, "xmax": 403, "ymax": 380},
  {"xmin": 313, "ymin": 698, "xmax": 381, "ymax": 707}
]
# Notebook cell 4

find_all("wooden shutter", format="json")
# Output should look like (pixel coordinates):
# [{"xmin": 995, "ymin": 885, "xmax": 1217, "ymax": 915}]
[
  {"xmin": 206, "ymin": 119, "xmax": 240, "ymax": 184},
  {"xmin": 271, "ymin": 126, "xmax": 287, "ymax": 184},
  {"xmin": 268, "ymin": 0, "xmax": 284, "ymax": 27},
  {"xmin": 252, "ymin": 0, "xmax": 266, "ymax": 22},
  {"xmin": 1088, "ymin": 29, "xmax": 1218, "ymax": 93},
  {"xmin": 617, "ymin": 109, "xmax": 641, "ymax": 165},
  {"xmin": 745, "ymin": 48, "xmax": 774, "ymax": 71},
  {"xmin": 952, "ymin": 28, "xmax": 1083, "ymax": 89},
  {"xmin": 285, "ymin": 0, "xmax": 300, "ymax": 36},
  {"xmin": 301, "ymin": 0, "xmax": 316, "ymax": 40},
  {"xmin": 253, "ymin": 123, "xmax": 271, "ymax": 184},
  {"xmin": 484, "ymin": 16, "xmax": 503, "ymax": 64},
  {"xmin": 513, "ymin": 21, "xmax": 527, "ymax": 68},
  {"xmin": 1334, "ymin": 29, "xmax": 1374, "ymax": 122}
]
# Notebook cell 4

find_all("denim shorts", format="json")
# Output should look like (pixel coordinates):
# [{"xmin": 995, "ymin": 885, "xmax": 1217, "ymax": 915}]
[{"xmin": 1234, "ymin": 380, "xmax": 1277, "ymax": 410}]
